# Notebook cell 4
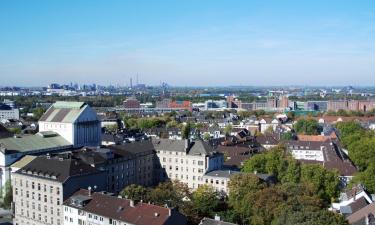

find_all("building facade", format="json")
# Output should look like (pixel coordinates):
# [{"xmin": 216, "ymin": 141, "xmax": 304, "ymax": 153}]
[
  {"xmin": 12, "ymin": 155, "xmax": 107, "ymax": 225},
  {"xmin": 39, "ymin": 101, "xmax": 101, "ymax": 147},
  {"xmin": 154, "ymin": 139, "xmax": 223, "ymax": 189}
]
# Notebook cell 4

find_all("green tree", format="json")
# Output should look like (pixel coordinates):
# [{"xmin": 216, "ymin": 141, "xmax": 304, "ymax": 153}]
[
  {"xmin": 300, "ymin": 164, "xmax": 340, "ymax": 203},
  {"xmin": 1, "ymin": 180, "xmax": 12, "ymax": 209},
  {"xmin": 352, "ymin": 165, "xmax": 375, "ymax": 193},
  {"xmin": 224, "ymin": 124, "xmax": 233, "ymax": 135},
  {"xmin": 104, "ymin": 124, "xmax": 118, "ymax": 133},
  {"xmin": 294, "ymin": 118, "xmax": 321, "ymax": 135},
  {"xmin": 275, "ymin": 208, "xmax": 349, "ymax": 225},
  {"xmin": 32, "ymin": 107, "xmax": 46, "ymax": 120},
  {"xmin": 281, "ymin": 131, "xmax": 294, "ymax": 141},
  {"xmin": 203, "ymin": 132, "xmax": 211, "ymax": 141},
  {"xmin": 120, "ymin": 184, "xmax": 149, "ymax": 202},
  {"xmin": 192, "ymin": 185, "xmax": 219, "ymax": 218},
  {"xmin": 8, "ymin": 127, "xmax": 22, "ymax": 134},
  {"xmin": 181, "ymin": 122, "xmax": 191, "ymax": 139},
  {"xmin": 148, "ymin": 181, "xmax": 191, "ymax": 209}
]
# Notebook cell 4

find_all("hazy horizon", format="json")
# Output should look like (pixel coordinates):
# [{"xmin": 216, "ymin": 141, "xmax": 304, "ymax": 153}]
[{"xmin": 1, "ymin": 0, "xmax": 374, "ymax": 87}]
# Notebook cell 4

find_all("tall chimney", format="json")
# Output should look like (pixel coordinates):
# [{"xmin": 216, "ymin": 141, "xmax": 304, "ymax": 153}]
[{"xmin": 185, "ymin": 139, "xmax": 190, "ymax": 151}]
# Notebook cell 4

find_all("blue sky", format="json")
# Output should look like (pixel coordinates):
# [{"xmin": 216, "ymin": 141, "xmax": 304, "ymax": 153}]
[{"xmin": 0, "ymin": 0, "xmax": 374, "ymax": 86}]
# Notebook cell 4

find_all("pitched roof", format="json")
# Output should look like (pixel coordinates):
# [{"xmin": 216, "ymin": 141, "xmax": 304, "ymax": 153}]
[
  {"xmin": 347, "ymin": 202, "xmax": 375, "ymax": 224},
  {"xmin": 152, "ymin": 139, "xmax": 216, "ymax": 155},
  {"xmin": 297, "ymin": 134, "xmax": 332, "ymax": 142},
  {"xmin": 18, "ymin": 155, "xmax": 101, "ymax": 183},
  {"xmin": 39, "ymin": 101, "xmax": 88, "ymax": 123},
  {"xmin": 200, "ymin": 218, "xmax": 237, "ymax": 225},
  {"xmin": 10, "ymin": 155, "xmax": 37, "ymax": 169},
  {"xmin": 65, "ymin": 190, "xmax": 186, "ymax": 225}
]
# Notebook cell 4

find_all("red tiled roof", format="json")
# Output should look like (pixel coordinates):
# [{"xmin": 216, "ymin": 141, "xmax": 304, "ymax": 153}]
[{"xmin": 65, "ymin": 190, "xmax": 185, "ymax": 225}]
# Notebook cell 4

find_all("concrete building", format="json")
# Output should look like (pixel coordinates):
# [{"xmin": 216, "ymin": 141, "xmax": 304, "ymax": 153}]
[
  {"xmin": 63, "ymin": 189, "xmax": 187, "ymax": 225},
  {"xmin": 0, "ymin": 101, "xmax": 101, "ymax": 191},
  {"xmin": 39, "ymin": 101, "xmax": 101, "ymax": 148},
  {"xmin": 154, "ymin": 139, "xmax": 223, "ymax": 189},
  {"xmin": 0, "ymin": 103, "xmax": 19, "ymax": 120},
  {"xmin": 12, "ymin": 155, "xmax": 107, "ymax": 225},
  {"xmin": 0, "ymin": 131, "xmax": 73, "ymax": 191},
  {"xmin": 204, "ymin": 100, "xmax": 227, "ymax": 111}
]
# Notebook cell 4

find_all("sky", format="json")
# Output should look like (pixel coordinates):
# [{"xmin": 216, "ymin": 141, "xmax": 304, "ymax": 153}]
[{"xmin": 0, "ymin": 0, "xmax": 375, "ymax": 87}]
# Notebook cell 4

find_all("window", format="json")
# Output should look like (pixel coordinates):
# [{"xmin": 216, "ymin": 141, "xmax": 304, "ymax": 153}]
[{"xmin": 198, "ymin": 161, "xmax": 204, "ymax": 166}]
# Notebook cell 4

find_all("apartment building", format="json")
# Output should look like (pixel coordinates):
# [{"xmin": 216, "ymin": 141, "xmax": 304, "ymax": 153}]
[
  {"xmin": 287, "ymin": 140, "xmax": 325, "ymax": 162},
  {"xmin": 0, "ymin": 103, "xmax": 19, "ymax": 120},
  {"xmin": 12, "ymin": 155, "xmax": 107, "ymax": 225},
  {"xmin": 63, "ymin": 189, "xmax": 187, "ymax": 225},
  {"xmin": 154, "ymin": 139, "xmax": 223, "ymax": 189}
]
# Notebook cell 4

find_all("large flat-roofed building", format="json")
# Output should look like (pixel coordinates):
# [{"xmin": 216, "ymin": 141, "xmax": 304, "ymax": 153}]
[
  {"xmin": 39, "ymin": 101, "xmax": 101, "ymax": 148},
  {"xmin": 154, "ymin": 139, "xmax": 223, "ymax": 189},
  {"xmin": 63, "ymin": 189, "xmax": 187, "ymax": 225},
  {"xmin": 0, "ymin": 131, "xmax": 72, "ymax": 190},
  {"xmin": 12, "ymin": 155, "xmax": 107, "ymax": 225},
  {"xmin": 0, "ymin": 103, "xmax": 19, "ymax": 120}
]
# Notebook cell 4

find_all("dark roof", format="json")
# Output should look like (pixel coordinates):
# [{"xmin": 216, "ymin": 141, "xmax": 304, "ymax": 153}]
[
  {"xmin": 348, "ymin": 197, "xmax": 370, "ymax": 215},
  {"xmin": 152, "ymin": 139, "xmax": 217, "ymax": 156},
  {"xmin": 18, "ymin": 155, "xmax": 102, "ymax": 183},
  {"xmin": 216, "ymin": 145, "xmax": 253, "ymax": 168},
  {"xmin": 0, "ymin": 124, "xmax": 12, "ymax": 138},
  {"xmin": 108, "ymin": 141, "xmax": 155, "ymax": 157},
  {"xmin": 256, "ymin": 135, "xmax": 279, "ymax": 146},
  {"xmin": 65, "ymin": 189, "xmax": 187, "ymax": 225}
]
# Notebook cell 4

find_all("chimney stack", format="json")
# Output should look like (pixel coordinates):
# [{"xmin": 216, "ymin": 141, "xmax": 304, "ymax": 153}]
[
  {"xmin": 185, "ymin": 139, "xmax": 190, "ymax": 151},
  {"xmin": 130, "ymin": 200, "xmax": 135, "ymax": 207}
]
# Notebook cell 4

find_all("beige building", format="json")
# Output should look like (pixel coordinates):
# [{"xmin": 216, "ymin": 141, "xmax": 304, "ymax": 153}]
[
  {"xmin": 154, "ymin": 139, "xmax": 223, "ymax": 189},
  {"xmin": 12, "ymin": 155, "xmax": 107, "ymax": 225}
]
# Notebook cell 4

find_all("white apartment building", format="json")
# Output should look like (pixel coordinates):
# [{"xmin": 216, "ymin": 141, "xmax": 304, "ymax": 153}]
[
  {"xmin": 202, "ymin": 170, "xmax": 240, "ymax": 194},
  {"xmin": 287, "ymin": 140, "xmax": 325, "ymax": 162},
  {"xmin": 0, "ymin": 103, "xmax": 19, "ymax": 120},
  {"xmin": 12, "ymin": 155, "xmax": 107, "ymax": 225},
  {"xmin": 153, "ymin": 139, "xmax": 223, "ymax": 189},
  {"xmin": 39, "ymin": 101, "xmax": 101, "ymax": 148}
]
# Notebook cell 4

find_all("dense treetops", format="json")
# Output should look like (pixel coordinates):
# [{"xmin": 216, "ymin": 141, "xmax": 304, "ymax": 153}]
[
  {"xmin": 294, "ymin": 118, "xmax": 322, "ymax": 135},
  {"xmin": 336, "ymin": 121, "xmax": 375, "ymax": 193}
]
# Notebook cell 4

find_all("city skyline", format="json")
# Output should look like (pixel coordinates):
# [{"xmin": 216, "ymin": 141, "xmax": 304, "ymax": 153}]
[{"xmin": 1, "ymin": 0, "xmax": 375, "ymax": 86}]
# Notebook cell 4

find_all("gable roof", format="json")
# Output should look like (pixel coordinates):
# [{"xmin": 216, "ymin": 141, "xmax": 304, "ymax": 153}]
[
  {"xmin": 347, "ymin": 202, "xmax": 375, "ymax": 224},
  {"xmin": 39, "ymin": 101, "xmax": 88, "ymax": 123},
  {"xmin": 152, "ymin": 139, "xmax": 217, "ymax": 156},
  {"xmin": 65, "ymin": 190, "xmax": 186, "ymax": 225},
  {"xmin": 18, "ymin": 155, "xmax": 101, "ymax": 183}
]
